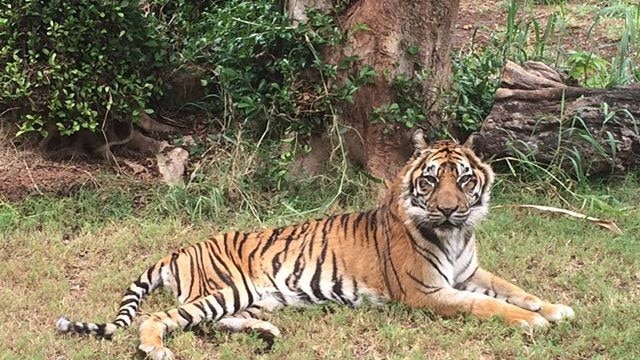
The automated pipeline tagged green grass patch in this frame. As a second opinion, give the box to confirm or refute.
[1,171,639,359]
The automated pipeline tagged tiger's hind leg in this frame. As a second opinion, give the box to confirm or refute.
[218,307,281,347]
[138,288,252,360]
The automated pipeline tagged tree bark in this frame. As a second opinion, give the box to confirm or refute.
[479,61,640,176]
[288,0,459,179]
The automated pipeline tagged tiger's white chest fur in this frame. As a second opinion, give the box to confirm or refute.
[432,227,479,286]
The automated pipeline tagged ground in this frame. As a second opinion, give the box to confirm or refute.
[452,0,624,57]
[1,1,639,359]
[1,175,639,359]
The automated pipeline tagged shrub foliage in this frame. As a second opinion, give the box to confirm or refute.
[0,0,169,136]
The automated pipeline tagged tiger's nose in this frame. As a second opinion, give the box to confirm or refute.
[437,205,458,217]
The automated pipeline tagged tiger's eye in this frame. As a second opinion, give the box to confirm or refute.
[419,176,437,189]
[459,175,472,184]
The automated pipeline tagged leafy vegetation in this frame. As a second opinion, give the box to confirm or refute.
[0,0,169,136]
[170,1,349,138]
[371,70,432,131]
[445,0,640,134]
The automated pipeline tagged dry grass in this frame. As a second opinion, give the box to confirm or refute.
[1,172,639,360]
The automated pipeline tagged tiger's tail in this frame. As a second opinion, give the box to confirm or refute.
[56,259,166,339]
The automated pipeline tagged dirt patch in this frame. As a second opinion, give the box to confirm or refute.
[0,136,161,202]
[0,142,98,202]
[453,1,505,50]
[453,0,620,60]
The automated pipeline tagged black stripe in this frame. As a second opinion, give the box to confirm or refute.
[406,229,451,284]
[404,228,444,267]
[281,228,298,259]
[406,271,441,290]
[261,228,283,256]
[118,309,133,316]
[457,252,475,281]
[232,232,240,252]
[460,266,479,284]
[118,297,138,307]
[192,301,208,317]
[170,253,182,299]
[191,244,208,300]
[177,308,193,327]
[296,289,313,303]
[204,241,235,286]
[309,227,330,301]
[456,229,474,260]
[368,210,378,243]
[330,251,346,304]
[247,235,265,277]
[95,324,106,336]
[272,252,281,275]
[210,292,226,314]
[237,233,250,258]
[122,288,139,298]
[133,278,149,294]
[418,226,452,264]
[419,287,443,295]
[274,226,300,266]
[236,265,255,310]
[371,211,394,295]
[339,214,349,242]
[352,212,366,242]
[352,278,359,303]
[380,211,405,295]
[287,249,306,291]
[196,242,214,296]
[186,248,198,300]
[363,211,371,244]
[265,273,280,289]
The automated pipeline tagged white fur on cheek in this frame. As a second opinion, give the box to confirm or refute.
[465,190,490,227]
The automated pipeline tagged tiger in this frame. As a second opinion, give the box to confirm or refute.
[56,130,574,360]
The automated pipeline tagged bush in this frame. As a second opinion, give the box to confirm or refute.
[155,0,367,139]
[446,43,504,133]
[0,0,170,136]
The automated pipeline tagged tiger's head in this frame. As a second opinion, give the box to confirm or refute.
[397,129,495,229]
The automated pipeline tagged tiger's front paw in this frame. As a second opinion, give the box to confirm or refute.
[539,303,574,322]
[506,294,543,312]
[506,311,549,329]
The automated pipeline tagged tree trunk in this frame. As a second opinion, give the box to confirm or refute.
[288,0,459,179]
[479,61,640,177]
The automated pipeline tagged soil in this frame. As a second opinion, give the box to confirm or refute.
[0,137,160,202]
[0,143,97,202]
[0,0,625,202]
[452,0,621,58]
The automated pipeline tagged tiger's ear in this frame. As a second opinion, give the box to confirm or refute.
[412,129,428,155]
[462,133,485,157]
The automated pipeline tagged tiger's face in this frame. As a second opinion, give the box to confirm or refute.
[401,130,494,229]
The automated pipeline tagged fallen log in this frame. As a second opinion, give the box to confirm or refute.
[479,60,640,177]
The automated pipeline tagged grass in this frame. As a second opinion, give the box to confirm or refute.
[1,170,639,360]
